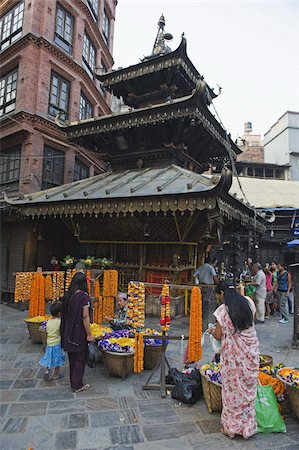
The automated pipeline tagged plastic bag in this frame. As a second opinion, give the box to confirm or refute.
[255,385,286,433]
[171,381,201,404]
[246,285,257,298]
[86,342,101,368]
[201,324,221,354]
[168,367,201,384]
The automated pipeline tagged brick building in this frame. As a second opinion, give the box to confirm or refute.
[0,0,117,297]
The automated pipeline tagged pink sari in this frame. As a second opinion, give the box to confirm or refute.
[214,299,259,439]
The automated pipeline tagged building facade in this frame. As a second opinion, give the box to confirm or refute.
[0,0,117,195]
[264,111,299,181]
[0,0,117,297]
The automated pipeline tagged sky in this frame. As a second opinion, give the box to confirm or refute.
[112,0,299,140]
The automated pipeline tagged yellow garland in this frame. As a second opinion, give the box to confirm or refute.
[14,272,33,302]
[127,281,145,329]
[44,274,53,300]
[52,272,65,300]
[103,270,118,297]
[188,286,202,362]
[133,331,144,373]
[160,284,171,331]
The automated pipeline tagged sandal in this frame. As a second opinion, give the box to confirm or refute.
[74,384,90,393]
[52,375,60,380]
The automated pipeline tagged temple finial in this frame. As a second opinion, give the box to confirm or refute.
[151,14,173,57]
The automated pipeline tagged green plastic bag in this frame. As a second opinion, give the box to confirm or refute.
[255,385,286,433]
[246,285,257,298]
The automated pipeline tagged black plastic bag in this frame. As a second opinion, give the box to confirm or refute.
[86,342,101,368]
[171,381,201,405]
[168,367,201,384]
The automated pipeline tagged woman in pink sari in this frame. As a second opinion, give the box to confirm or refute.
[210,280,259,439]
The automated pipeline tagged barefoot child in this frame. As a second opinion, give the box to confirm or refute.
[40,301,65,381]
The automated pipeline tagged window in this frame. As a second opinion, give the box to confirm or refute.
[54,4,73,54]
[0,69,18,117]
[275,169,285,180]
[82,33,96,79]
[0,147,20,184]
[0,2,24,51]
[42,147,64,189]
[265,168,274,178]
[48,71,70,121]
[74,160,88,181]
[87,0,98,19]
[102,9,110,43]
[79,92,93,120]
[255,168,263,178]
[246,167,253,177]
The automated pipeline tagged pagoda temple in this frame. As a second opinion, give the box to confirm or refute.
[3,16,265,300]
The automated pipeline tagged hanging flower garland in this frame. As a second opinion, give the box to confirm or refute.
[86,269,91,295]
[103,296,115,318]
[28,273,45,318]
[133,331,144,373]
[65,270,73,291]
[160,283,171,331]
[93,279,103,324]
[14,272,33,302]
[103,270,118,297]
[127,281,145,329]
[44,274,53,300]
[52,272,65,300]
[188,286,202,362]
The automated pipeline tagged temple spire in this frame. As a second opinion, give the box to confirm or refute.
[151,14,173,57]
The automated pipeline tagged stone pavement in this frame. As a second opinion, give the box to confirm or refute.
[0,304,298,450]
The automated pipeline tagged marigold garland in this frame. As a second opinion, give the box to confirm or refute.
[14,272,33,302]
[103,296,115,318]
[103,270,118,297]
[160,284,171,331]
[127,281,145,329]
[44,274,53,300]
[133,331,144,373]
[86,269,91,294]
[52,272,65,300]
[93,279,103,324]
[188,286,202,362]
[28,273,45,318]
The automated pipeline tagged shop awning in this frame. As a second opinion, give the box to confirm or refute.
[287,239,299,247]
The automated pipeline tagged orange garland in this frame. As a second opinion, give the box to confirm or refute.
[258,370,285,395]
[28,273,45,318]
[188,286,202,362]
[93,279,103,324]
[14,272,33,302]
[103,296,115,318]
[52,272,65,300]
[44,274,53,300]
[103,270,118,297]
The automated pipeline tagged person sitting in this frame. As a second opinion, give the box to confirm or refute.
[105,293,130,330]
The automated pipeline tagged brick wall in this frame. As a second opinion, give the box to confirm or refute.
[236,145,264,163]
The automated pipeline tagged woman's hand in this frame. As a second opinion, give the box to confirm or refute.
[105,316,114,322]
[87,333,94,342]
[208,326,216,335]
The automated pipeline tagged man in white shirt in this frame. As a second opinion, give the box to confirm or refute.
[251,263,266,323]
[194,259,218,285]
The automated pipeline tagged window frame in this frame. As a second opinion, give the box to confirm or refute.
[54,3,74,54]
[74,159,89,181]
[0,68,18,117]
[87,0,99,20]
[82,32,96,79]
[0,1,25,51]
[102,9,110,44]
[42,146,65,189]
[0,147,21,185]
[79,92,94,120]
[48,71,70,122]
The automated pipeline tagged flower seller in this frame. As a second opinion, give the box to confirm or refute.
[105,292,130,330]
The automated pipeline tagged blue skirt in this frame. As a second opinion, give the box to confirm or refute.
[39,343,65,368]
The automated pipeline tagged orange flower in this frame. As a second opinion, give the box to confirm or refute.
[188,287,202,362]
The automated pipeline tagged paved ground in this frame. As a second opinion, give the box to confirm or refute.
[0,304,298,450]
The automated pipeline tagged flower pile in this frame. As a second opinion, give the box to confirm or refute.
[200,362,222,386]
[98,329,135,353]
[188,286,202,362]
[14,272,33,302]
[127,282,145,329]
[60,255,75,268]
[143,328,169,347]
[258,370,286,400]
[25,315,51,323]
[160,283,170,331]
[90,323,112,339]
[277,368,299,388]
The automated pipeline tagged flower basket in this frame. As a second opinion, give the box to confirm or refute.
[144,346,162,370]
[277,368,299,420]
[200,373,222,413]
[102,350,134,380]
[25,320,44,344]
[259,354,273,368]
[39,327,47,351]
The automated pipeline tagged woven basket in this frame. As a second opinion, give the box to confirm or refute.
[259,354,273,368]
[25,321,44,344]
[144,346,162,370]
[277,368,299,420]
[102,350,134,380]
[201,374,222,413]
[39,327,47,351]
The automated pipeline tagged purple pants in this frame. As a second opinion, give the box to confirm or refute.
[68,349,86,390]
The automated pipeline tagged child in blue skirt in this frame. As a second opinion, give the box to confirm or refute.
[40,301,65,381]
